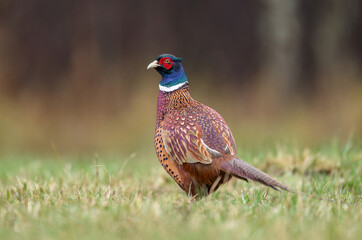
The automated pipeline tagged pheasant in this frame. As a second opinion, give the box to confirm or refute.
[147,54,291,197]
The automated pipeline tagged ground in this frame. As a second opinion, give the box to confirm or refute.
[0,140,361,240]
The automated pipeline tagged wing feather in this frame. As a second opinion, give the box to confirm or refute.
[162,121,213,164]
[161,106,234,165]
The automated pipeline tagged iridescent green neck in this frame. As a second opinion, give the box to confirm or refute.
[159,64,188,92]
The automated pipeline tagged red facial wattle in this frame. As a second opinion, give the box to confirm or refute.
[158,57,174,70]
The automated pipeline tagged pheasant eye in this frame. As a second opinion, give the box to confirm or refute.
[160,57,173,70]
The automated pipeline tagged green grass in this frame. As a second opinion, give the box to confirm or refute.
[0,141,361,240]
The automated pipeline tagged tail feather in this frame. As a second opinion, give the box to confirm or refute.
[220,157,292,192]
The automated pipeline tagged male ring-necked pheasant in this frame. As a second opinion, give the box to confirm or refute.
[147,54,291,197]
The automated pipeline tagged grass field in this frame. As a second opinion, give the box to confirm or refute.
[0,140,361,240]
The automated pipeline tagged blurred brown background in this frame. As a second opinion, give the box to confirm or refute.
[0,0,361,155]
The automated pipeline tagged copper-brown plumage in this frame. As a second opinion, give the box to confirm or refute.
[149,54,291,197]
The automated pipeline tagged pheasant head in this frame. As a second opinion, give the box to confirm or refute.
[147,54,188,92]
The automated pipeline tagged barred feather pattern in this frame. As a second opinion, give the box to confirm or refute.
[154,85,291,197]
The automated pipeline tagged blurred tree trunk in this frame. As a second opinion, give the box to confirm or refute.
[312,0,361,87]
[260,0,301,98]
[299,0,362,94]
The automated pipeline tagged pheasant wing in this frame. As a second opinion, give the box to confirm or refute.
[161,107,235,165]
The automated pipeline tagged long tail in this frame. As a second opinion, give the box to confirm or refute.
[220,157,292,192]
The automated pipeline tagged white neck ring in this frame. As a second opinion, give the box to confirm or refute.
[159,82,188,92]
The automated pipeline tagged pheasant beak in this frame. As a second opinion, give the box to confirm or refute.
[147,60,160,70]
